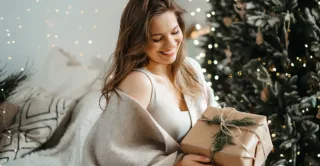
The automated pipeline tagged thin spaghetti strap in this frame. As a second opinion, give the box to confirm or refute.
[133,68,156,108]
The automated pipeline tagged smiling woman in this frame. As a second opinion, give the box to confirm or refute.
[81,0,220,166]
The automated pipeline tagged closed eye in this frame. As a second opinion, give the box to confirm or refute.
[173,30,179,34]
[152,31,180,42]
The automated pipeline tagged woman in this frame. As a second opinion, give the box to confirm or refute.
[82,0,220,165]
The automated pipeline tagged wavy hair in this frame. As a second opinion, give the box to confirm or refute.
[102,0,203,104]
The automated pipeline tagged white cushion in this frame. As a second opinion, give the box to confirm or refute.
[0,87,76,164]
[28,48,101,100]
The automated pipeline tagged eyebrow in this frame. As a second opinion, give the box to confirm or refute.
[151,25,179,37]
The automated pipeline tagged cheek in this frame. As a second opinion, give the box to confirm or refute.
[176,33,183,43]
[146,42,161,53]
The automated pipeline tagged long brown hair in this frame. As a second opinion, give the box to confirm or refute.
[102,0,203,104]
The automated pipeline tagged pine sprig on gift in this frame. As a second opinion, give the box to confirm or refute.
[204,116,257,159]
[0,64,29,102]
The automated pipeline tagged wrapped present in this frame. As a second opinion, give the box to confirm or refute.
[181,107,273,166]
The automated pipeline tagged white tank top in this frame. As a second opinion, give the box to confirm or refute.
[133,68,192,142]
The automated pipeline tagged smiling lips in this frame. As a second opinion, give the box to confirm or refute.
[160,48,176,56]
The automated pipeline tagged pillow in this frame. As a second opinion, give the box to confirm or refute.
[27,47,100,100]
[0,87,76,164]
[0,102,19,133]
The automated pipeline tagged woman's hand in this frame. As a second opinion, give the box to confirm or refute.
[176,154,213,166]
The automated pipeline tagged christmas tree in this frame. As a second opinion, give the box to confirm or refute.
[198,0,320,165]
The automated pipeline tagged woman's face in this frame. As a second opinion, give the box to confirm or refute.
[145,11,183,66]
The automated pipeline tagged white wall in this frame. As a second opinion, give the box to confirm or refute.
[0,0,211,76]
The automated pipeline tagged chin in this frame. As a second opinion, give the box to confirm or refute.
[159,54,177,65]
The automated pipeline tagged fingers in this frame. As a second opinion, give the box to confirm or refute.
[186,154,211,163]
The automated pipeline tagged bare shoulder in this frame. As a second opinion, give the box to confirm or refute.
[117,71,152,109]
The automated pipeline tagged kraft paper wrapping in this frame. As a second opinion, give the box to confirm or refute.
[181,107,273,166]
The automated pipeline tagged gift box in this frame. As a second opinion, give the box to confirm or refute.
[181,107,273,166]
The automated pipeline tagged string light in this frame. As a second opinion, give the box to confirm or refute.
[214,96,219,101]
[88,40,93,44]
[94,9,99,13]
[54,35,58,39]
[47,34,51,38]
[272,133,276,137]
[268,120,271,124]
[18,25,22,28]
[207,14,211,18]
[297,151,300,155]
[196,8,201,12]
[207,74,212,78]
[214,75,219,80]
[303,63,306,67]
[305,44,308,48]
[207,60,212,64]
[75,40,79,44]
[211,27,216,31]
[27,8,31,12]
[190,12,195,16]
[195,24,201,30]
[65,11,69,15]
[194,40,199,45]
[213,60,218,65]
[8,57,11,60]
[202,68,207,73]
[208,44,213,49]
[21,68,24,71]
[214,43,218,48]
[291,63,294,67]
[56,9,59,13]
[211,11,216,15]
[289,159,292,163]
[199,53,205,57]
[280,154,284,157]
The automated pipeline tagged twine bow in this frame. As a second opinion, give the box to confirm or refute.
[200,103,267,161]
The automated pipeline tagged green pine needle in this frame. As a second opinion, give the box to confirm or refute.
[205,115,257,159]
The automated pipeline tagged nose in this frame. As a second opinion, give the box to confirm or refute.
[165,36,177,49]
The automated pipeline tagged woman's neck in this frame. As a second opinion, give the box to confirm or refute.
[145,62,170,78]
